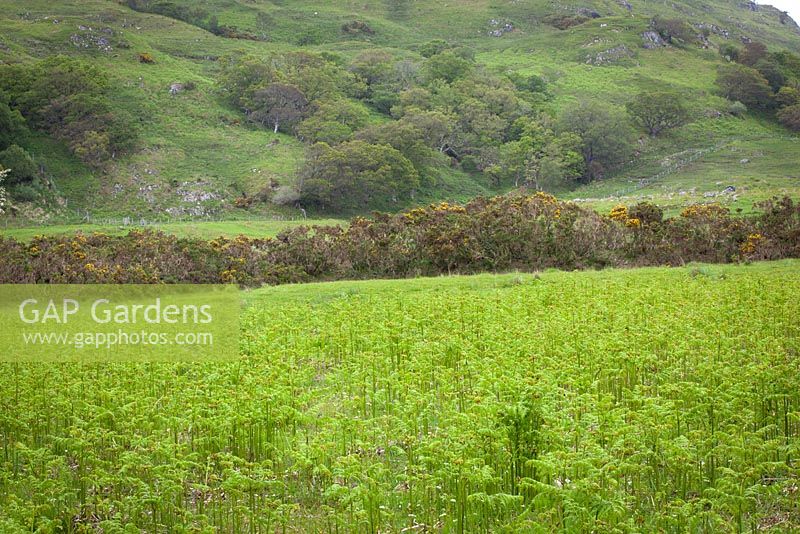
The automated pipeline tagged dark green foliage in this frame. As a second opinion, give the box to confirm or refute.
[217,55,276,109]
[502,118,584,189]
[389,74,532,174]
[755,59,786,92]
[419,39,450,58]
[349,50,394,87]
[0,92,27,151]
[719,43,740,62]
[9,183,39,202]
[0,57,136,167]
[219,52,362,121]
[0,57,108,116]
[716,64,774,110]
[626,91,690,136]
[771,50,800,81]
[739,41,769,67]
[506,72,548,96]
[218,48,554,199]
[125,0,209,27]
[399,109,458,152]
[421,51,474,84]
[355,120,435,177]
[628,201,664,225]
[124,0,260,39]
[296,100,369,144]
[728,100,748,117]
[723,41,800,131]
[341,20,375,36]
[558,101,634,181]
[347,50,412,112]
[776,86,800,107]
[298,140,420,210]
[0,144,37,186]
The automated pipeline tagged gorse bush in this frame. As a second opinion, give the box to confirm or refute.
[1,194,798,285]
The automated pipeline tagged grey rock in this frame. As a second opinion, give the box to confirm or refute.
[740,1,758,12]
[641,30,666,49]
[577,8,601,19]
[586,44,634,65]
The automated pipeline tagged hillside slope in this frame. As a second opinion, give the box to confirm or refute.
[0,0,798,222]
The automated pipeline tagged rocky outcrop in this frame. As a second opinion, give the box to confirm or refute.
[641,31,666,49]
[586,44,634,65]
[488,19,514,37]
[739,1,758,12]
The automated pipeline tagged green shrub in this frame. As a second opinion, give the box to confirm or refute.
[0,145,36,186]
[728,100,748,117]
[9,183,39,202]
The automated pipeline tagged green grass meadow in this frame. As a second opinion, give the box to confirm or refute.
[0,218,344,241]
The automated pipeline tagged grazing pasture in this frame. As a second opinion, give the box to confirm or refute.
[0,261,798,532]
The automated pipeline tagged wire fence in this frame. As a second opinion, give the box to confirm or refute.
[612,143,727,198]
[70,211,305,227]
[1,210,309,231]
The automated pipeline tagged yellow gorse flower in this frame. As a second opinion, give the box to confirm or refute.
[740,233,763,254]
[609,205,628,222]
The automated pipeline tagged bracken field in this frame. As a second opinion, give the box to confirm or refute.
[0,261,798,532]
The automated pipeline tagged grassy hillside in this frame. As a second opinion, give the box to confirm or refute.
[0,261,798,530]
[0,0,798,225]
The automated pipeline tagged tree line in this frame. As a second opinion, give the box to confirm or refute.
[218,44,701,211]
[716,40,800,130]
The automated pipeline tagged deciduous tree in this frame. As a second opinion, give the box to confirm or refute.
[356,120,435,178]
[249,83,309,133]
[626,92,689,136]
[422,51,473,84]
[298,140,419,210]
[716,65,774,110]
[559,101,634,181]
[296,100,369,144]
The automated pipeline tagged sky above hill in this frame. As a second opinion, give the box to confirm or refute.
[758,1,800,22]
